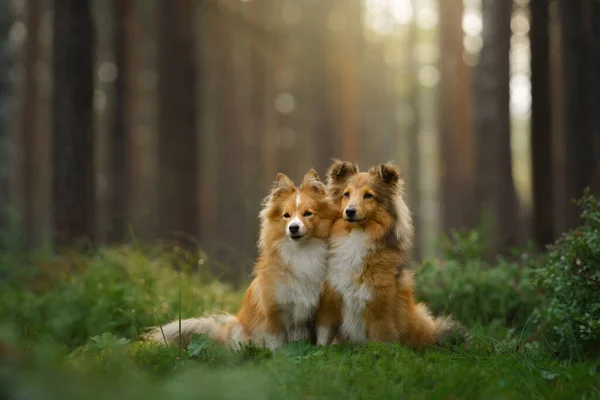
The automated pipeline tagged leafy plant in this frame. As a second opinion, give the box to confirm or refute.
[533,190,600,358]
[416,256,539,329]
[90,332,131,351]
[437,230,486,264]
[186,333,232,365]
[0,245,243,348]
[416,229,541,330]
[279,339,324,364]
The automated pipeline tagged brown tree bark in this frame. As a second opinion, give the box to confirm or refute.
[110,0,139,242]
[197,4,218,247]
[0,0,11,236]
[333,0,362,163]
[322,0,363,165]
[110,0,130,241]
[214,1,245,251]
[260,0,279,182]
[52,0,95,248]
[311,0,337,176]
[241,0,267,258]
[17,0,42,246]
[156,0,199,241]
[408,0,422,260]
[547,0,566,234]
[530,0,555,248]
[474,0,518,256]
[438,0,477,233]
[560,0,600,228]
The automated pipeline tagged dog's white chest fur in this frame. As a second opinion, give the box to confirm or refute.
[275,238,328,340]
[327,229,374,343]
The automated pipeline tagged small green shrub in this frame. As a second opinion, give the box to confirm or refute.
[0,246,243,348]
[533,190,600,358]
[437,230,486,264]
[416,230,540,330]
[416,257,539,329]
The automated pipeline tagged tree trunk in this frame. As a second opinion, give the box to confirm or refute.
[17,0,42,245]
[332,0,361,163]
[474,0,518,257]
[0,0,12,236]
[129,0,158,241]
[156,0,199,241]
[311,0,337,176]
[560,0,600,228]
[407,0,421,260]
[530,0,555,248]
[110,0,137,242]
[53,0,95,248]
[214,2,245,251]
[438,0,477,233]
[197,3,218,247]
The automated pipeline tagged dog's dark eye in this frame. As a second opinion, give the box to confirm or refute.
[343,191,350,197]
[283,213,291,218]
[364,193,373,199]
[303,211,313,217]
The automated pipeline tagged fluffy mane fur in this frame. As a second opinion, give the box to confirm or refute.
[145,169,336,350]
[316,159,466,348]
[326,159,413,253]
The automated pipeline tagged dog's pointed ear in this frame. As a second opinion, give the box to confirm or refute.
[326,159,358,186]
[370,162,401,185]
[270,173,294,197]
[302,169,319,184]
[301,169,326,195]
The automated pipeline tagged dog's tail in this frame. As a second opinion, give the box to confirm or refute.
[143,314,246,348]
[412,303,469,348]
[396,271,468,348]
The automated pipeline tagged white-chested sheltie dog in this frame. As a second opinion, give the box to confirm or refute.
[315,160,465,348]
[145,169,337,350]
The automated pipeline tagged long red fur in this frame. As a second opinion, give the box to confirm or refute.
[144,169,337,350]
[315,160,464,347]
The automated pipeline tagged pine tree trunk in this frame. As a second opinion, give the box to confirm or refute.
[474,0,518,257]
[439,0,477,233]
[110,0,137,242]
[0,0,12,235]
[530,0,555,248]
[407,0,421,260]
[52,0,95,247]
[311,0,337,176]
[156,0,199,241]
[11,0,42,247]
[214,2,245,252]
[561,0,600,228]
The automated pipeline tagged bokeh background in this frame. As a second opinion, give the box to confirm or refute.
[0,0,598,280]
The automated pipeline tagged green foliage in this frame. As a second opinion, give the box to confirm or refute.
[184,334,273,367]
[1,217,599,398]
[437,230,486,264]
[90,332,131,350]
[186,334,233,366]
[0,245,243,348]
[416,231,540,330]
[533,190,600,358]
[3,338,600,400]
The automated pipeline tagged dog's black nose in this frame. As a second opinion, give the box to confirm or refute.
[345,208,356,218]
[289,224,300,234]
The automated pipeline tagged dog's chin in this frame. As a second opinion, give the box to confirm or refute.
[288,234,306,241]
[344,217,362,224]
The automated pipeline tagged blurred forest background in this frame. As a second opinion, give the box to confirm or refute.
[0,0,598,279]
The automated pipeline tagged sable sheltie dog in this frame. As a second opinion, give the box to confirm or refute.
[145,169,337,350]
[315,160,463,347]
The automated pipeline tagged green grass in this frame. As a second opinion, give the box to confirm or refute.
[3,334,599,400]
[1,245,599,400]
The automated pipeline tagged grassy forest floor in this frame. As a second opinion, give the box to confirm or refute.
[1,238,599,400]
